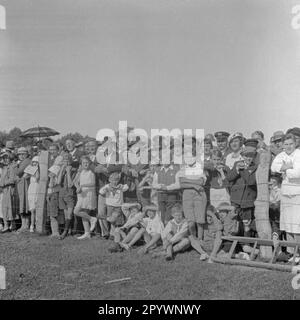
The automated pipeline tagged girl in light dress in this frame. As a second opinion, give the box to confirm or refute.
[0,159,3,231]
[24,156,40,232]
[74,156,98,240]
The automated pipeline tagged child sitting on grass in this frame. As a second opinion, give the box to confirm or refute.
[137,204,164,255]
[268,172,290,262]
[189,205,223,262]
[109,202,144,252]
[216,202,260,260]
[154,204,190,261]
[99,170,129,238]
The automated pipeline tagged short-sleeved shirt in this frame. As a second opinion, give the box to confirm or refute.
[143,215,164,235]
[100,184,129,207]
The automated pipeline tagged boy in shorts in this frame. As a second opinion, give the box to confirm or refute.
[57,153,77,240]
[190,205,223,262]
[47,165,61,238]
[99,171,129,238]
[155,204,190,261]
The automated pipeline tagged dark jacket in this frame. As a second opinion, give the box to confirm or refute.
[227,161,258,208]
[69,149,84,169]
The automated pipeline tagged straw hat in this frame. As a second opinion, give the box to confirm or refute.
[271,131,284,142]
[229,132,244,144]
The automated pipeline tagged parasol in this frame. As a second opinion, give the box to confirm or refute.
[20,126,60,139]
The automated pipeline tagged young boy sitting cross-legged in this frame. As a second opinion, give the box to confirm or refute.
[108,202,144,252]
[154,204,190,261]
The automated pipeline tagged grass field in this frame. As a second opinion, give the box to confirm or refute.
[0,232,299,300]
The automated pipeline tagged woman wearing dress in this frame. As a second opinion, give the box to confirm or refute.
[24,156,39,232]
[271,133,300,248]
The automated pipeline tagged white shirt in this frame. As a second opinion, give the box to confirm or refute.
[166,162,206,191]
[225,152,244,170]
[143,214,164,235]
[271,149,300,196]
[179,162,204,180]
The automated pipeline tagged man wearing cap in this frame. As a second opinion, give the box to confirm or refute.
[214,131,231,161]
[225,132,245,170]
[227,139,258,237]
[270,131,284,158]
[16,147,32,232]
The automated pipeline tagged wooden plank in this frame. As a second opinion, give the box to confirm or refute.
[228,240,238,258]
[254,150,272,259]
[270,245,280,264]
[250,241,258,261]
[35,151,49,234]
[211,257,296,273]
[292,245,299,267]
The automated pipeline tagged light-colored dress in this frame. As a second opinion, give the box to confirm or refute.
[75,170,97,210]
[0,167,3,219]
[28,173,39,211]
[271,149,300,233]
[0,163,18,221]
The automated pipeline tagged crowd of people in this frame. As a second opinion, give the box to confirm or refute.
[1,127,300,264]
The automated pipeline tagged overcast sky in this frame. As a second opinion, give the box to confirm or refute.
[0,0,299,141]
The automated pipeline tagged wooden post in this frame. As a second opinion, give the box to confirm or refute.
[35,151,49,234]
[254,150,272,259]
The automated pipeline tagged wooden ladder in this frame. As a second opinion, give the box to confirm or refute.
[211,236,300,273]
